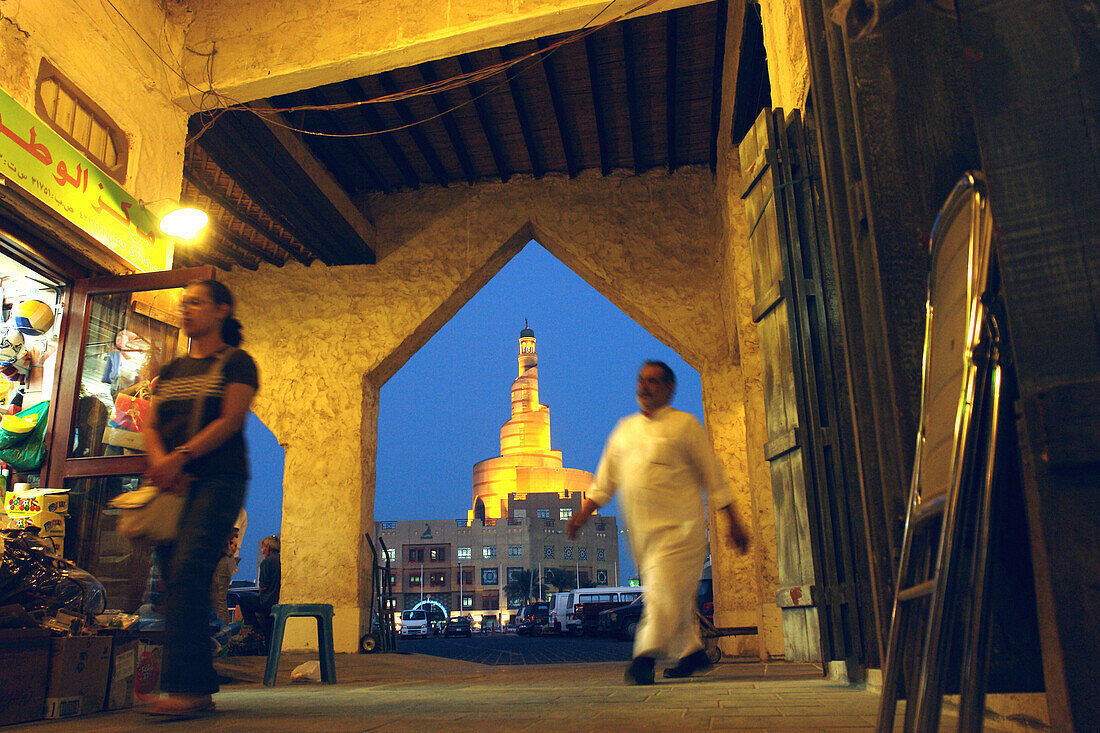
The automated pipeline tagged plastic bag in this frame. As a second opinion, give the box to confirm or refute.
[0,528,106,615]
[291,661,322,683]
[0,400,48,470]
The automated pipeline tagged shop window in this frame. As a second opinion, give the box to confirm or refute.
[408,548,424,563]
[481,567,498,585]
[429,572,446,587]
[482,545,496,559]
[508,545,522,557]
[35,59,129,184]
[458,546,471,560]
[536,508,550,519]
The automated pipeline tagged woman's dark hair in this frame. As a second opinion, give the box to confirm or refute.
[191,279,243,346]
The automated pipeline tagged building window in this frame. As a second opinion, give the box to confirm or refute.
[482,594,499,610]
[388,574,397,587]
[408,548,424,563]
[513,508,526,518]
[386,548,396,562]
[462,595,473,608]
[458,569,474,585]
[34,59,129,183]
[508,545,522,557]
[483,546,497,559]
[559,508,573,520]
[543,545,554,559]
[430,547,447,562]
[597,549,606,561]
[458,546,472,560]
[408,573,422,587]
[481,568,498,585]
[563,546,574,560]
[536,509,550,519]
[595,522,606,532]
[429,572,446,587]
[456,519,469,527]
[381,521,397,530]
[579,547,588,561]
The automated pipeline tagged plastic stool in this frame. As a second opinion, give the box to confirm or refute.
[263,603,337,686]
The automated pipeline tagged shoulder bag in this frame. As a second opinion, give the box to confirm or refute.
[110,348,236,543]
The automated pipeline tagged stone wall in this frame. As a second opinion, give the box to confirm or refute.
[0,0,190,214]
[223,167,784,653]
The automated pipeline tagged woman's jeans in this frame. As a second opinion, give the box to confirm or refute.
[155,475,245,696]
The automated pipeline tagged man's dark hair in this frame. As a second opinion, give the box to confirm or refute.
[642,360,676,387]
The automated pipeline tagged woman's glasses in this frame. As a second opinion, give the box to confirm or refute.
[177,297,212,311]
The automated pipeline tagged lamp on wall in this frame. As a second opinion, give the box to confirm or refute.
[140,198,209,240]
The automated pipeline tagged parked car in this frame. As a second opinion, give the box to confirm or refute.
[443,616,473,637]
[599,595,643,639]
[425,607,448,634]
[399,609,430,637]
[515,602,550,636]
[566,586,644,635]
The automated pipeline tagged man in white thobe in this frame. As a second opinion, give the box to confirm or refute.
[567,361,750,685]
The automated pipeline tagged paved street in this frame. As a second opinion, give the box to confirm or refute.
[17,644,1023,732]
[403,630,633,665]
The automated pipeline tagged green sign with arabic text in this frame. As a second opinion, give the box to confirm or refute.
[0,87,170,272]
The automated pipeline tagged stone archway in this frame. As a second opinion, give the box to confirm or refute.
[222,167,778,655]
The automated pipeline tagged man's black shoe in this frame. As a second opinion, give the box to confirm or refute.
[625,656,655,685]
[663,648,713,678]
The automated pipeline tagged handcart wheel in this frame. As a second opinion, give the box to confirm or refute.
[360,632,379,654]
[704,637,723,664]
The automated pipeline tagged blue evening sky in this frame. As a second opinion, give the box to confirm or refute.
[237,242,703,585]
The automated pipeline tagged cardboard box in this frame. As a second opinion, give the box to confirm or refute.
[5,488,68,516]
[43,635,112,718]
[105,638,138,710]
[134,640,163,697]
[0,629,50,726]
[11,511,65,537]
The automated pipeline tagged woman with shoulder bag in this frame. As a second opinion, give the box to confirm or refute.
[141,279,259,717]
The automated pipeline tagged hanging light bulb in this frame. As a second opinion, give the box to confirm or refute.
[158,207,209,239]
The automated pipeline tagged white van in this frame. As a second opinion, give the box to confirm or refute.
[399,609,430,637]
[559,586,645,635]
[548,591,572,633]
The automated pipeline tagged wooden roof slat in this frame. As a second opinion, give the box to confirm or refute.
[667,9,679,173]
[210,218,282,267]
[621,20,644,174]
[498,46,543,178]
[537,38,579,178]
[457,53,511,182]
[182,169,303,265]
[206,227,260,270]
[418,62,477,185]
[306,87,392,195]
[584,34,612,176]
[710,0,728,172]
[342,79,420,190]
[377,72,451,187]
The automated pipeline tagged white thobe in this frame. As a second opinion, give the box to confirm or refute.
[588,405,734,660]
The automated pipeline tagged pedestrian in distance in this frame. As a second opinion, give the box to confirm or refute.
[237,534,281,646]
[566,360,750,685]
[142,280,259,717]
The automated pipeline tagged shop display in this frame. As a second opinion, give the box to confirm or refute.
[0,401,49,470]
[0,326,24,366]
[13,299,56,336]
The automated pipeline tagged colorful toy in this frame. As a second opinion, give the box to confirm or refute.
[13,299,55,336]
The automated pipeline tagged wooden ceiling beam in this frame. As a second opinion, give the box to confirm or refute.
[584,34,612,176]
[376,72,451,187]
[667,10,679,173]
[183,169,306,265]
[177,238,235,270]
[210,219,282,267]
[498,45,543,178]
[710,0,729,172]
[343,79,420,190]
[418,62,477,185]
[622,20,644,174]
[537,37,578,178]
[457,54,510,183]
[306,87,391,195]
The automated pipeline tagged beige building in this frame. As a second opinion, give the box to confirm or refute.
[376,325,618,627]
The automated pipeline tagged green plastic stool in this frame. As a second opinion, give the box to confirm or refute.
[263,603,337,686]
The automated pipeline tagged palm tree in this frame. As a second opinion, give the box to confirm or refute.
[504,568,536,606]
[542,567,573,594]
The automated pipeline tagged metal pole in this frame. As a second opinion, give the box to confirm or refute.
[420,563,424,605]
[539,562,543,600]
[615,561,619,586]
[498,562,504,630]
[458,561,462,614]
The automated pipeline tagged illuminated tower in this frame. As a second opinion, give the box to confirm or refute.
[470,325,594,521]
